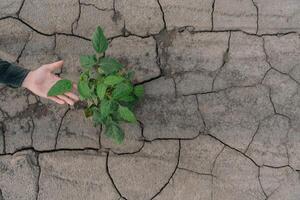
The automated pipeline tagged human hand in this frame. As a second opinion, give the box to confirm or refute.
[22,61,79,105]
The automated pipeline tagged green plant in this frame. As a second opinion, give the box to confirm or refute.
[47,26,144,144]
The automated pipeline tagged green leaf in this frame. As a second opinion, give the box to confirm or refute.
[92,26,108,53]
[104,75,124,86]
[84,107,93,118]
[118,95,136,102]
[126,70,135,80]
[105,124,124,144]
[99,57,123,75]
[78,79,91,99]
[96,83,107,100]
[134,85,144,98]
[92,109,104,124]
[80,55,97,68]
[47,79,72,96]
[118,105,137,123]
[100,99,112,119]
[112,83,133,99]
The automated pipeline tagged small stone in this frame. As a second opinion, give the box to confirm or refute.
[214,32,269,90]
[56,109,100,149]
[212,147,265,200]
[27,94,37,105]
[246,115,289,166]
[108,140,179,200]
[160,0,213,30]
[0,151,39,200]
[214,0,257,33]
[101,123,144,154]
[115,0,164,35]
[74,5,123,39]
[264,34,300,74]
[179,135,224,174]
[153,169,212,200]
[106,36,161,83]
[254,0,300,34]
[38,151,119,200]
[197,85,274,151]
[20,0,79,34]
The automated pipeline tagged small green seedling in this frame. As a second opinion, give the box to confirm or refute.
[47,26,144,144]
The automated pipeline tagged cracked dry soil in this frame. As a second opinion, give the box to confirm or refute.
[1,0,300,199]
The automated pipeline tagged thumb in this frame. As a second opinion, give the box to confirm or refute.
[44,60,64,72]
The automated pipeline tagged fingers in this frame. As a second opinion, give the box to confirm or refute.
[57,95,75,106]
[64,92,79,101]
[48,93,78,106]
[73,83,78,91]
[48,96,65,105]
[45,60,64,72]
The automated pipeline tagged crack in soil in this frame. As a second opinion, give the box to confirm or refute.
[16,0,26,18]
[156,0,167,30]
[258,166,268,198]
[150,140,181,199]
[106,151,127,199]
[211,0,216,31]
[35,153,41,200]
[54,107,70,149]
[251,0,259,34]
[212,31,231,91]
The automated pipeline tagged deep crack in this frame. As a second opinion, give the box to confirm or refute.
[195,95,207,131]
[106,151,127,199]
[251,0,259,34]
[207,133,260,167]
[211,145,225,200]
[71,0,81,34]
[0,147,99,157]
[0,122,6,154]
[177,167,215,177]
[16,0,26,18]
[150,140,181,200]
[211,0,216,31]
[16,38,29,63]
[156,0,167,30]
[54,107,70,149]
[244,121,261,154]
[212,31,231,91]
[258,167,268,198]
[35,153,41,200]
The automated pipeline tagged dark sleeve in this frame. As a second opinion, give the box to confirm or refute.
[0,59,30,88]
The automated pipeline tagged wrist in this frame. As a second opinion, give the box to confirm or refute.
[22,71,34,89]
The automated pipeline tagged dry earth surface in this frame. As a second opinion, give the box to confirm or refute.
[0,0,300,199]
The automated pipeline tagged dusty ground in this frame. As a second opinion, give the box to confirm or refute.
[0,0,300,199]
